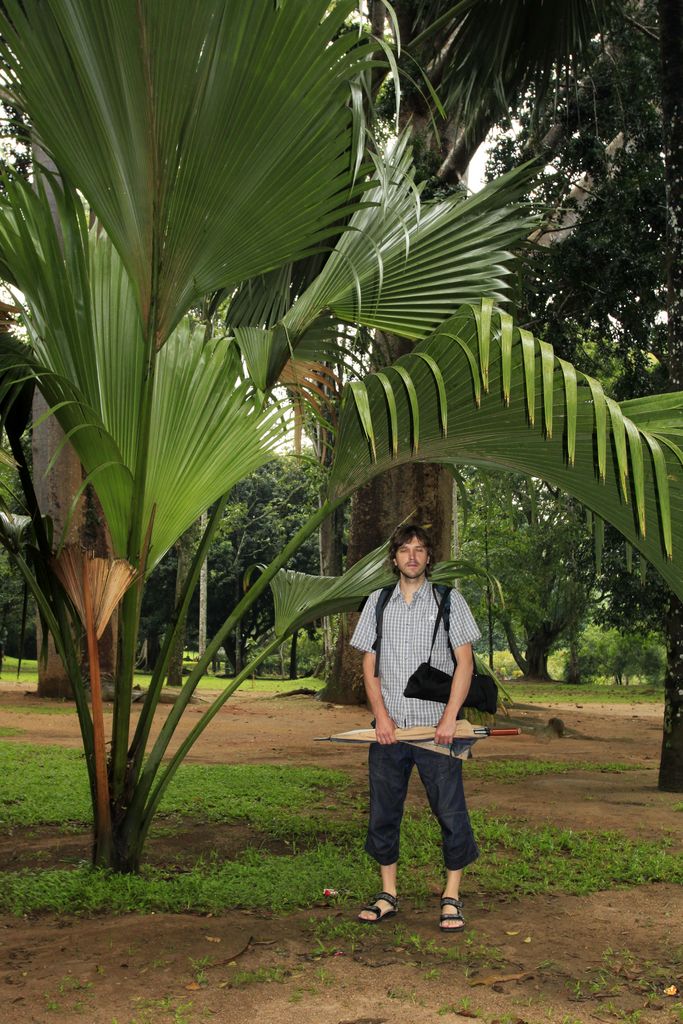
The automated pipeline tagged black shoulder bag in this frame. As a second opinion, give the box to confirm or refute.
[402,589,498,713]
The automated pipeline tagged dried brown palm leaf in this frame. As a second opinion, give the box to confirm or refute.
[279,357,341,455]
[0,298,20,329]
[52,545,138,638]
[279,357,340,414]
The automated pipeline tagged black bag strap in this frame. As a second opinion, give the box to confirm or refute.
[432,584,451,636]
[426,586,451,667]
[373,585,396,678]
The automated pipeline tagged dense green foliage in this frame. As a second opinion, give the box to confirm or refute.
[488,0,665,397]
[465,0,671,681]
[573,623,665,686]
[460,473,595,677]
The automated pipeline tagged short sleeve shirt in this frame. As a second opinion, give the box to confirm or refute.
[350,581,481,727]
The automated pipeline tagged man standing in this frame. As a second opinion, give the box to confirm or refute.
[350,523,481,931]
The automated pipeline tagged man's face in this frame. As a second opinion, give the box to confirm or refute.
[393,535,430,581]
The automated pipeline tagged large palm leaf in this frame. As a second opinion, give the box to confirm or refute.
[229,136,537,392]
[271,540,496,638]
[0,179,284,567]
[329,303,683,598]
[284,134,537,341]
[0,0,374,343]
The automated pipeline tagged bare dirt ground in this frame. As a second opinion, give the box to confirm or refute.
[0,682,681,1024]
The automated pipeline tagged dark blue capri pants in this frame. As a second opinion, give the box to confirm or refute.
[365,741,479,871]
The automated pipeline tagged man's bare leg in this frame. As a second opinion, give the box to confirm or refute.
[358,862,397,921]
[440,867,464,930]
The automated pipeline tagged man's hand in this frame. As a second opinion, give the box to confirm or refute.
[374,711,397,745]
[435,643,473,746]
[434,709,459,747]
[362,651,397,744]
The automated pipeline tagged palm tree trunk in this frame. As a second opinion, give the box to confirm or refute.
[657,0,683,792]
[167,527,195,686]
[198,512,208,657]
[82,559,113,865]
[289,630,298,680]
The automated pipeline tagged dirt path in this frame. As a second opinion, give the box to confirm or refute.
[0,683,681,1024]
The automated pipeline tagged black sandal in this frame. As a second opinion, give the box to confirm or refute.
[439,895,465,932]
[358,891,398,924]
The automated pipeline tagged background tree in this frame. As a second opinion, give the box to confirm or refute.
[0,437,34,665]
[486,0,666,393]
[574,623,665,686]
[460,475,595,680]
[484,0,683,787]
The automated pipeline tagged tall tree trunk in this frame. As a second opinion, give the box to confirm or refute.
[234,577,243,677]
[319,4,467,705]
[289,630,298,680]
[319,498,344,677]
[566,622,581,685]
[660,594,683,790]
[167,527,195,687]
[198,511,208,658]
[500,614,529,676]
[524,631,554,682]
[657,0,683,792]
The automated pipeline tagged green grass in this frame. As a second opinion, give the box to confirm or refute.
[1,740,682,916]
[0,671,39,685]
[0,702,75,715]
[0,726,23,737]
[0,741,351,832]
[464,759,640,782]
[1,655,38,670]
[0,843,378,915]
[0,659,324,693]
[506,681,663,705]
[193,675,325,693]
[1,813,681,915]
[5,652,662,702]
[154,672,325,693]
[0,655,38,685]
[463,811,683,897]
[0,742,642,829]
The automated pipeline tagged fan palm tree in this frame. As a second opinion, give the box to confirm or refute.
[0,0,681,871]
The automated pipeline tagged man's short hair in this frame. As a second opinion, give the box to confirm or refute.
[388,523,433,575]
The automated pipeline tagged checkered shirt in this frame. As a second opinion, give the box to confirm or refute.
[350,580,481,727]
